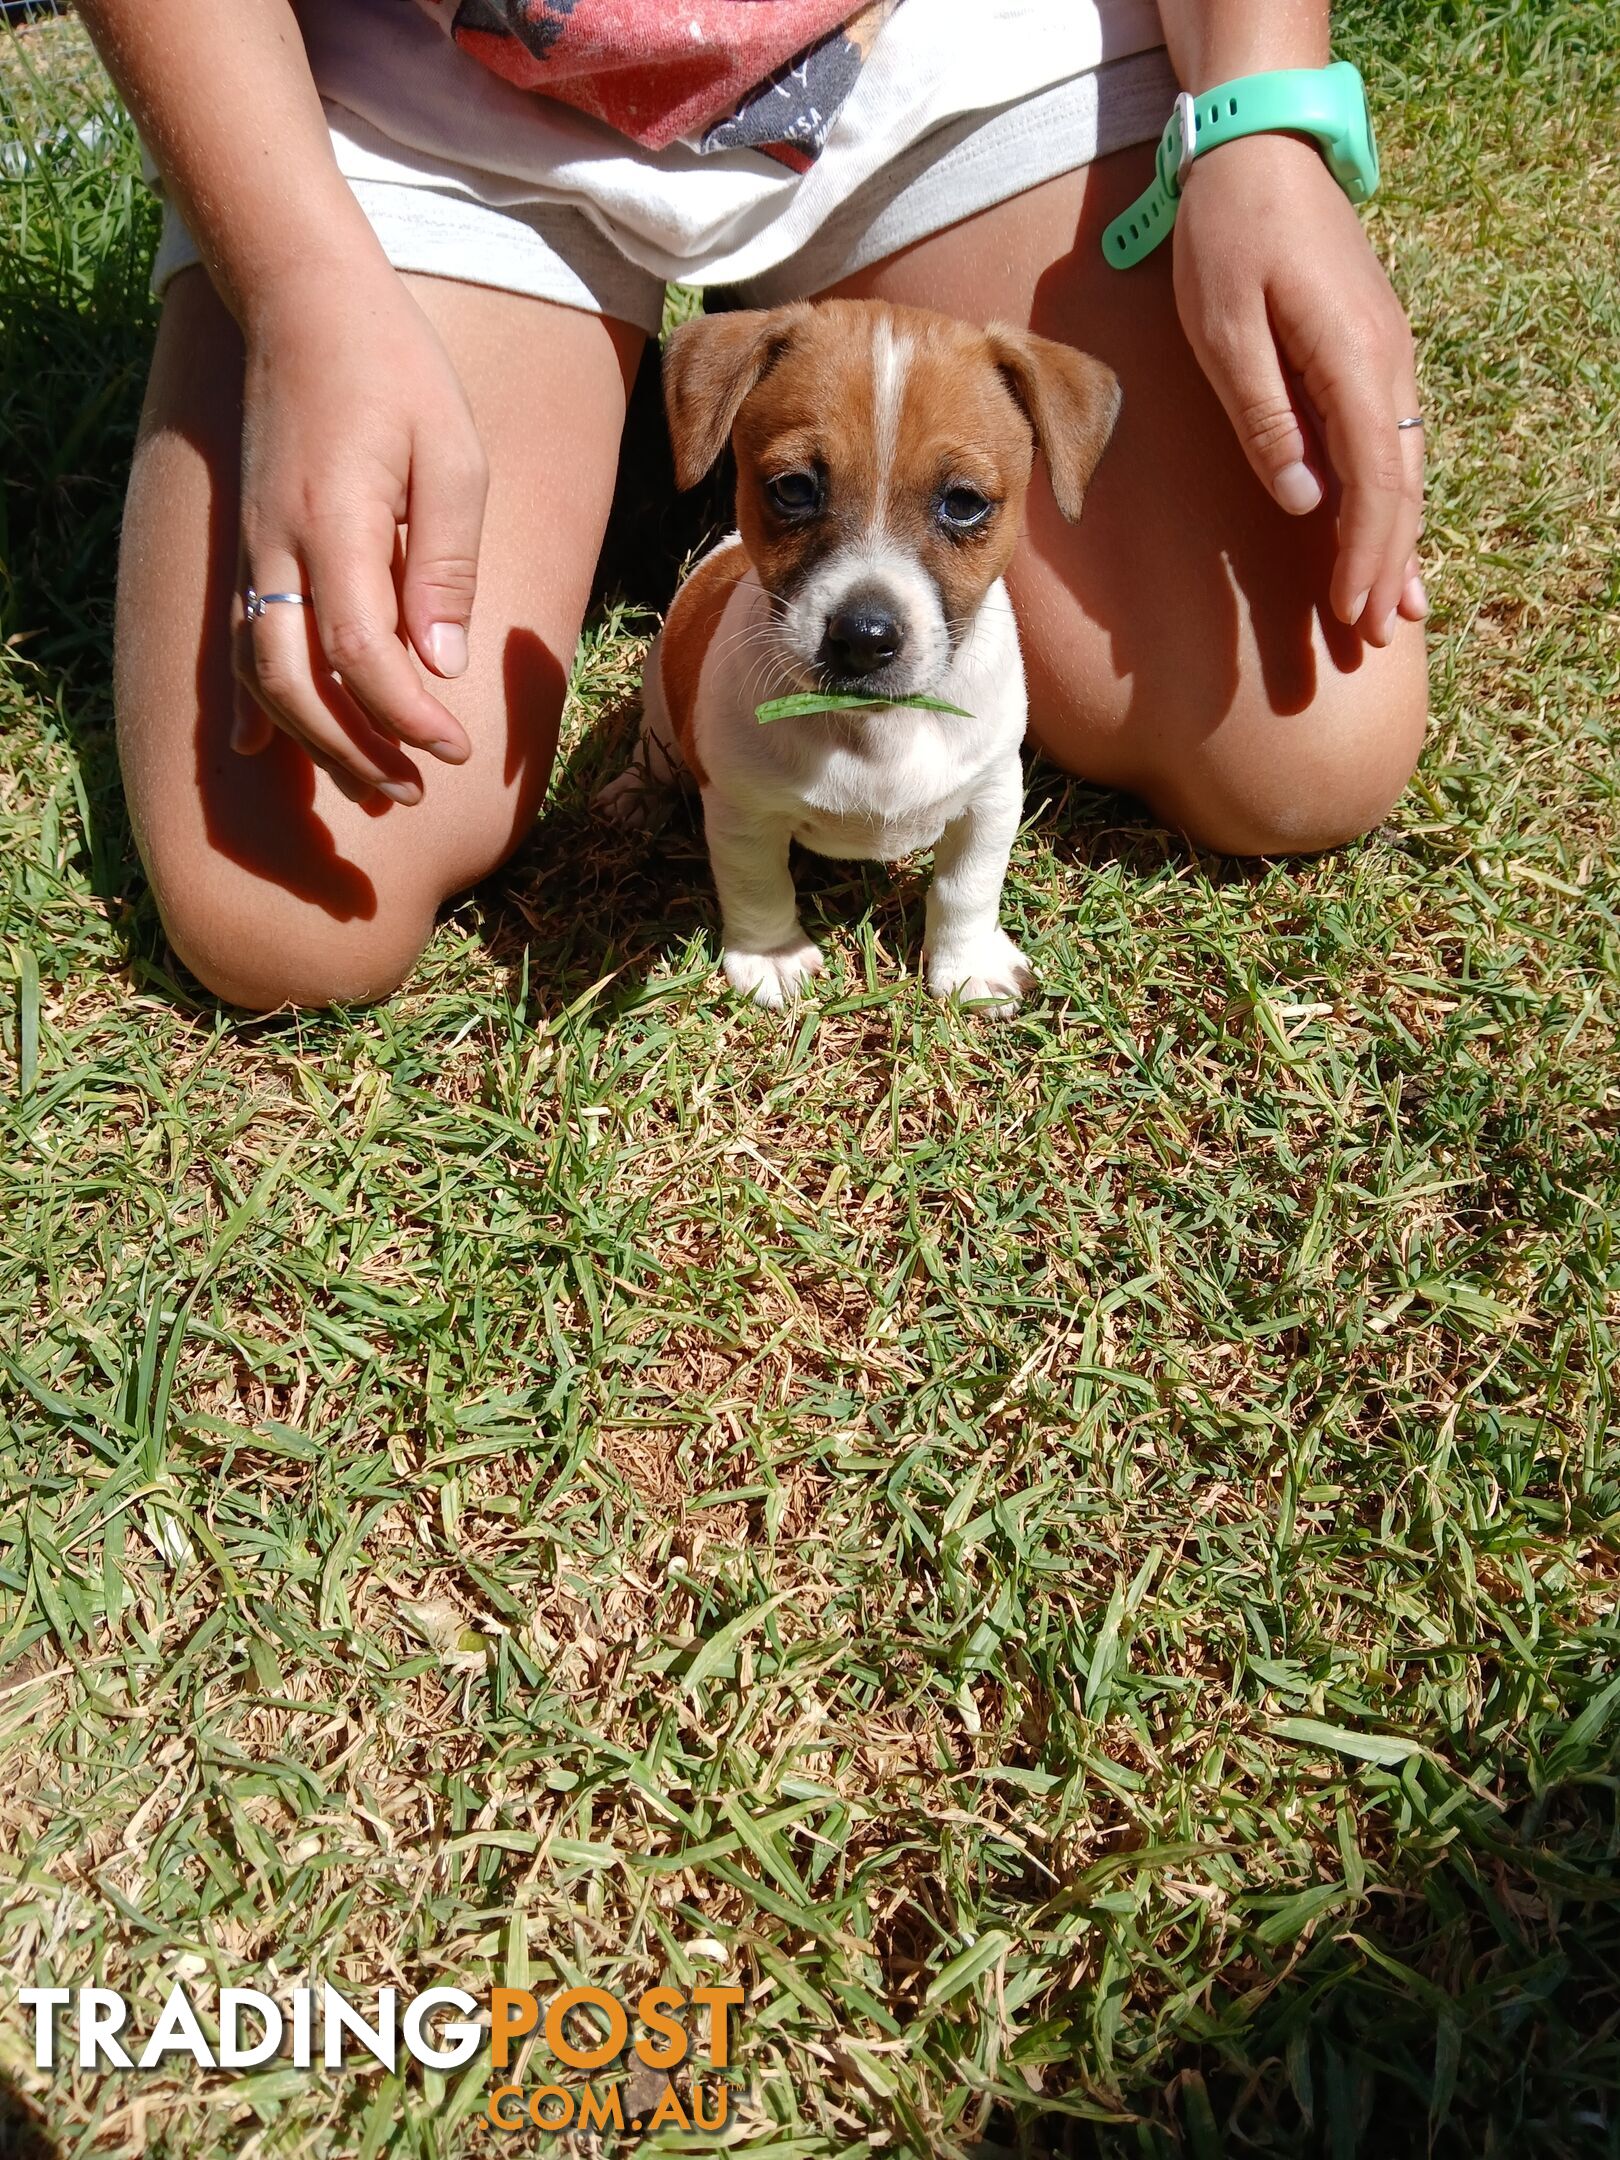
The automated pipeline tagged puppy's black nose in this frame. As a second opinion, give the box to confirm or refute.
[821,597,905,676]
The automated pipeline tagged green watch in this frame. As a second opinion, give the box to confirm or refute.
[1102,60,1379,268]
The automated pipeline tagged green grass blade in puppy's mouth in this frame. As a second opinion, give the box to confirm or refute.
[755,692,976,725]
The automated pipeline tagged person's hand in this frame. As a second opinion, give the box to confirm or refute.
[231,258,489,803]
[1173,130,1426,646]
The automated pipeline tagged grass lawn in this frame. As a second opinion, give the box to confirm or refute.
[2,3,1618,2154]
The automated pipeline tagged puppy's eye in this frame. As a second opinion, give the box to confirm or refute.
[767,470,821,516]
[938,485,994,532]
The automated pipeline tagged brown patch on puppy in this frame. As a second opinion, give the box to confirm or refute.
[984,324,1122,521]
[663,306,810,492]
[657,539,751,786]
[844,312,1048,632]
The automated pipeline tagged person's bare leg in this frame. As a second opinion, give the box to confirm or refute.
[821,151,1427,856]
[116,268,642,1007]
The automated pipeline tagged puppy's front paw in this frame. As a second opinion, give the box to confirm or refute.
[927,929,1035,1017]
[594,765,661,830]
[723,934,825,1009]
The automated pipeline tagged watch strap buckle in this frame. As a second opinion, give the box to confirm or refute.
[1167,89,1199,193]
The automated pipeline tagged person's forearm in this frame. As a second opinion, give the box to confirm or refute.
[79,0,388,328]
[1156,0,1330,90]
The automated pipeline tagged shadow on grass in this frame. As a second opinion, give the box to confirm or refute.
[470,693,1227,1027]
[0,2070,59,2160]
[0,216,154,949]
[958,1770,1620,2159]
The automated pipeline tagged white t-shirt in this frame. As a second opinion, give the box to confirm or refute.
[290,0,1168,286]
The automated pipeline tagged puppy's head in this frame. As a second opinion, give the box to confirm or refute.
[664,297,1119,698]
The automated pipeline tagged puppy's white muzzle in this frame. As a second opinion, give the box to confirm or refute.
[780,541,951,700]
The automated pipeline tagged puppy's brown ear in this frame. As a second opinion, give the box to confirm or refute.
[986,325,1121,521]
[663,306,807,491]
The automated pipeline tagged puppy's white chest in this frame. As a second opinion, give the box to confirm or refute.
[786,731,971,859]
[700,573,1027,863]
[791,801,950,863]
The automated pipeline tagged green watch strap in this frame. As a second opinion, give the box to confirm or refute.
[1103,161,1177,269]
[1102,61,1378,268]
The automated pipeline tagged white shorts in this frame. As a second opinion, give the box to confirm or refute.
[152,0,1176,337]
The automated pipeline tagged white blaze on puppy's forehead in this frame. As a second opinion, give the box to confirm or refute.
[868,312,914,520]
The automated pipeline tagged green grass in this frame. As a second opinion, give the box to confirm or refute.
[2,3,1619,2154]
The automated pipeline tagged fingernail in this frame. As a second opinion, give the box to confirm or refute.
[1273,460,1321,515]
[377,779,421,806]
[1379,607,1398,644]
[229,710,252,753]
[1404,574,1429,619]
[427,737,468,764]
[427,622,469,678]
[1344,587,1370,626]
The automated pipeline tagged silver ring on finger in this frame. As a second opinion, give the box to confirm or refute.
[1395,415,1425,432]
[244,588,309,622]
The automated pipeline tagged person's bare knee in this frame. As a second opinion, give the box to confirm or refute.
[1145,632,1428,857]
[160,890,436,1011]
[115,272,635,1014]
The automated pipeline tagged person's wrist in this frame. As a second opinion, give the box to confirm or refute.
[230,226,400,347]
[1179,125,1338,201]
[1162,13,1329,94]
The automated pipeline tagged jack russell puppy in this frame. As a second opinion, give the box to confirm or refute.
[597,298,1119,1013]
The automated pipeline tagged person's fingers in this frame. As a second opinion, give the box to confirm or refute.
[226,551,278,756]
[1314,371,1403,632]
[400,426,488,681]
[232,559,426,803]
[1290,295,1418,635]
[303,503,472,762]
[230,690,276,758]
[1178,287,1325,518]
[1397,552,1428,623]
[1359,373,1427,645]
